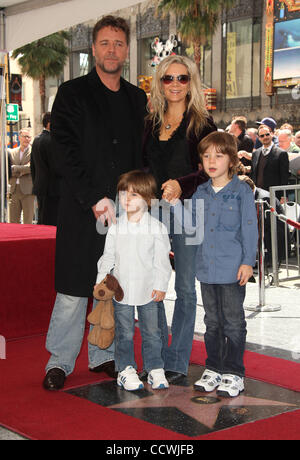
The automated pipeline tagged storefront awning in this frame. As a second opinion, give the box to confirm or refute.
[1,0,138,51]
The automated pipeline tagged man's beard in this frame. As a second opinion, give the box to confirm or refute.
[96,58,123,75]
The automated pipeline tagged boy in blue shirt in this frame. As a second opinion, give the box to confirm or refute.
[173,131,258,397]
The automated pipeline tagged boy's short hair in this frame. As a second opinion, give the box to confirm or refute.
[198,131,240,178]
[117,170,157,206]
[92,15,130,44]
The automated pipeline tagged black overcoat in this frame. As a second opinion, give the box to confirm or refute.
[31,129,60,198]
[51,68,147,297]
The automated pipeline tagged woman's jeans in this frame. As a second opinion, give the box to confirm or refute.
[114,300,164,373]
[45,293,114,376]
[200,282,247,377]
[156,205,198,375]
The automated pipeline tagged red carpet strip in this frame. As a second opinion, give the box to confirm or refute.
[0,332,299,440]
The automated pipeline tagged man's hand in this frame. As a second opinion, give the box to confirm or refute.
[11,165,20,177]
[161,179,182,203]
[237,264,253,286]
[92,197,116,226]
[152,290,166,302]
[238,150,252,161]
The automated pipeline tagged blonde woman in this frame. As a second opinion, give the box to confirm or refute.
[143,55,217,383]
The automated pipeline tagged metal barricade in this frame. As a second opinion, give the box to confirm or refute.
[269,184,300,286]
[245,200,281,312]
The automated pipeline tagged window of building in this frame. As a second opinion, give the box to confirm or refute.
[185,40,212,88]
[139,36,158,79]
[225,17,261,102]
[71,51,92,78]
[79,53,89,76]
[201,42,212,88]
[122,59,130,82]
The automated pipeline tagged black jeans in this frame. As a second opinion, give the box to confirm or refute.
[201,282,247,377]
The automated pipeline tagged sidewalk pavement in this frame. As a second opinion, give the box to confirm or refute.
[1,270,299,441]
[164,271,300,363]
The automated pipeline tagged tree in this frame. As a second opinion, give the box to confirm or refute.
[156,0,238,68]
[12,31,70,114]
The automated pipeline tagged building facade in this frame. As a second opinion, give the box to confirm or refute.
[10,0,299,137]
[66,0,300,131]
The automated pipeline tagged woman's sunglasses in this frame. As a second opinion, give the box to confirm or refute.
[161,74,190,85]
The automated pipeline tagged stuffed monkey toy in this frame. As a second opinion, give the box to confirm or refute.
[87,274,124,349]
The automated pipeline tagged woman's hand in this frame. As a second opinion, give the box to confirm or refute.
[161,179,182,203]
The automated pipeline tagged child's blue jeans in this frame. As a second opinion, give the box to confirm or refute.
[114,300,165,373]
[200,282,247,377]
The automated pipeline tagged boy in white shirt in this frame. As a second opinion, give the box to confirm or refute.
[96,170,172,391]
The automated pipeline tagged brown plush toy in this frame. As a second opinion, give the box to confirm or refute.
[87,274,124,349]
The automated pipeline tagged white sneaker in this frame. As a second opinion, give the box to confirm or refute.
[147,369,169,390]
[117,366,144,391]
[217,374,244,398]
[194,369,222,392]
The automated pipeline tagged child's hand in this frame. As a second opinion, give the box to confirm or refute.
[161,180,182,204]
[152,290,166,302]
[237,265,253,286]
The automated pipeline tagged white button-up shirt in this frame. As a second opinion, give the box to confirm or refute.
[96,211,172,306]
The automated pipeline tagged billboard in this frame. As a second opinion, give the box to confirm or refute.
[273,18,300,80]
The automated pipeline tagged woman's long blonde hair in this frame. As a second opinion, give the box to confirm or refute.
[147,55,209,138]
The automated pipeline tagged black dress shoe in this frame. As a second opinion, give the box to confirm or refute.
[89,360,118,379]
[43,368,66,391]
[165,370,185,384]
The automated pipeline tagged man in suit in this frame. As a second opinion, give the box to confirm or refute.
[8,128,35,224]
[254,187,287,265]
[43,16,147,391]
[254,117,278,149]
[278,129,300,154]
[31,112,60,225]
[251,125,289,199]
[239,175,287,266]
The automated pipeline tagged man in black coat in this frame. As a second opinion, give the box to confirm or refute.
[254,187,287,266]
[229,117,254,153]
[229,117,254,172]
[31,112,60,225]
[43,16,147,391]
[239,175,287,266]
[251,125,289,200]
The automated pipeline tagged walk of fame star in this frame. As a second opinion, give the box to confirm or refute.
[66,365,300,437]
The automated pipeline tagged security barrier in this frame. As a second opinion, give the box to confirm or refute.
[269,184,300,287]
[245,200,281,312]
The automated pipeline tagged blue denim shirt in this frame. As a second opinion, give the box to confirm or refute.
[177,174,258,284]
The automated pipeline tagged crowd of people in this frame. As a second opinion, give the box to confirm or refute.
[2,15,299,399]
